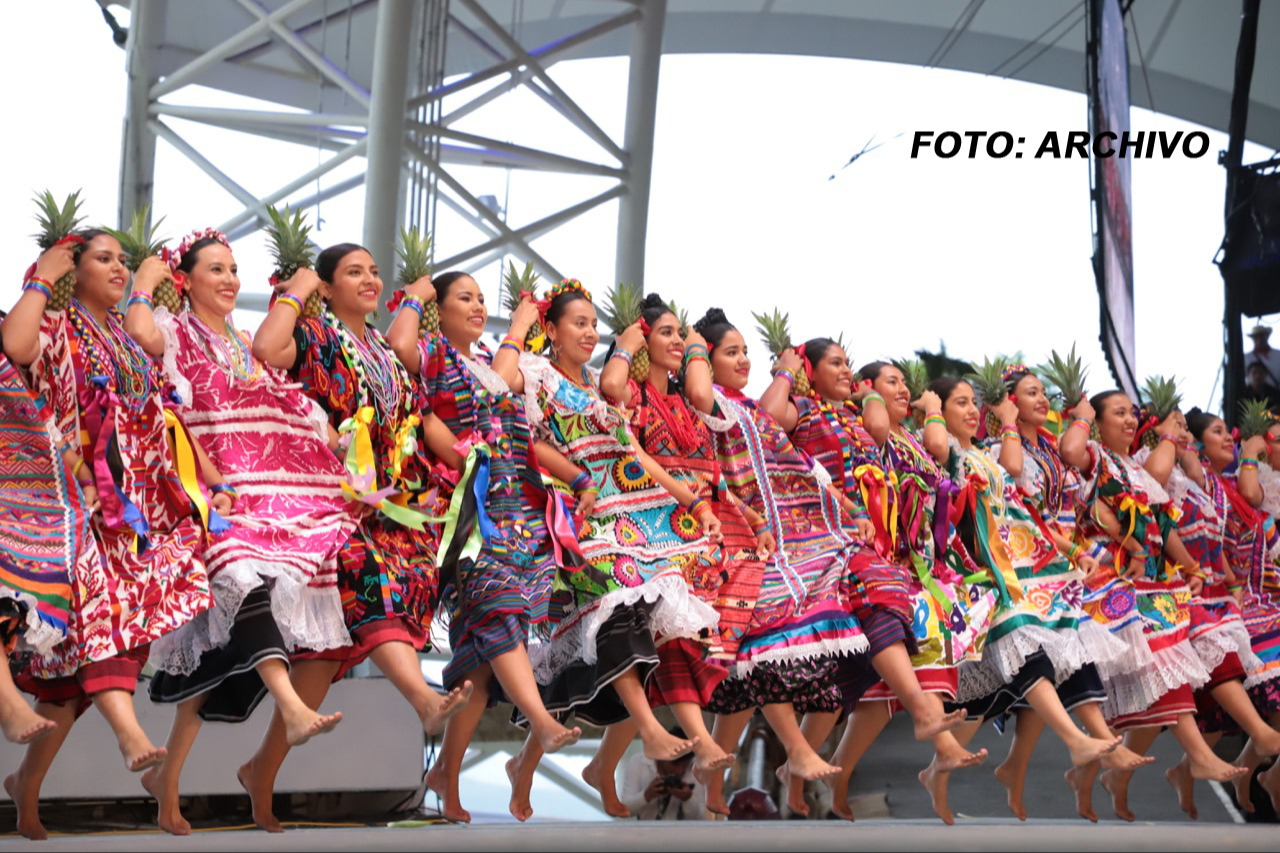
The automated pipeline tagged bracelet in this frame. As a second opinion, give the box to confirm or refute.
[684,350,710,368]
[23,278,53,301]
[276,293,305,316]
[688,497,709,517]
[861,391,885,407]
[1158,433,1178,446]
[71,458,85,479]
[570,471,594,493]
[501,335,524,352]
[610,348,633,365]
[1227,582,1244,592]
[209,482,238,501]
[924,414,946,428]
[1071,418,1093,431]
[127,292,154,310]
[400,296,424,316]
[684,343,708,356]
[499,342,521,355]
[776,369,796,387]
[749,517,768,534]
[1000,425,1021,441]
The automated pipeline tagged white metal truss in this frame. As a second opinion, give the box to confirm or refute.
[118,0,666,318]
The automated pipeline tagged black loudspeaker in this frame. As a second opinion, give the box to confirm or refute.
[1221,158,1280,316]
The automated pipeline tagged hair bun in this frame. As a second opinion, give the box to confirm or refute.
[694,307,729,335]
[639,292,667,311]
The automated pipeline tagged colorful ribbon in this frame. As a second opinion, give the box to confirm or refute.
[853,463,898,555]
[163,408,231,538]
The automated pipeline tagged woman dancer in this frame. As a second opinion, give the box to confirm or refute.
[122,228,352,833]
[502,280,724,819]
[386,270,581,823]
[1059,390,1246,821]
[3,232,214,840]
[246,243,471,831]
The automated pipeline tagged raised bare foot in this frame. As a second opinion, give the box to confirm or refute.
[918,762,955,825]
[692,742,736,787]
[828,772,853,821]
[1187,753,1248,783]
[1067,735,1122,768]
[705,769,730,817]
[914,707,967,741]
[533,720,581,756]
[1259,764,1280,815]
[782,748,843,783]
[993,761,1028,820]
[141,766,191,835]
[1,704,56,745]
[1099,768,1135,821]
[505,754,536,822]
[424,761,470,823]
[122,739,167,773]
[581,759,629,818]
[934,742,988,773]
[284,709,342,748]
[779,764,810,818]
[1232,764,1255,814]
[1064,761,1099,822]
[1100,745,1155,772]
[1165,759,1198,820]
[5,772,48,840]
[421,682,474,737]
[641,727,696,762]
[237,760,284,832]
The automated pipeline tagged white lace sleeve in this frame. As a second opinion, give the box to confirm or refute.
[463,355,511,395]
[517,352,549,436]
[1258,462,1280,517]
[1133,445,1189,509]
[810,458,833,488]
[696,388,740,433]
[153,308,193,406]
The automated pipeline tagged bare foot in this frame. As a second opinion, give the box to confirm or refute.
[914,707,967,741]
[1254,729,1280,757]
[1187,753,1248,783]
[934,742,988,773]
[1100,745,1155,772]
[1100,768,1135,821]
[692,742,736,787]
[781,749,843,783]
[0,703,56,745]
[918,761,955,825]
[1064,761,1099,822]
[237,760,284,833]
[141,766,191,835]
[1165,759,1198,820]
[505,752,537,822]
[581,758,629,818]
[424,761,470,823]
[993,760,1028,820]
[284,709,342,748]
[1259,764,1280,815]
[123,742,167,773]
[421,682,474,737]
[780,764,810,818]
[533,719,581,756]
[705,769,731,817]
[5,772,47,840]
[828,771,853,821]
[1067,735,1122,767]
[641,727,696,762]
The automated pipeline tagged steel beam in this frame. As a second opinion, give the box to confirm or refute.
[615,0,666,288]
[118,0,164,227]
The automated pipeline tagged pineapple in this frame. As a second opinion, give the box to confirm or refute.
[1138,375,1183,450]
[666,299,691,339]
[752,308,810,396]
[395,226,435,334]
[32,190,86,311]
[104,205,176,311]
[892,357,930,401]
[502,259,543,349]
[966,355,1010,438]
[264,205,320,317]
[1037,344,1089,412]
[599,281,647,381]
[1238,397,1277,441]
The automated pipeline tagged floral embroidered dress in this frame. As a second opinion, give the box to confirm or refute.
[1076,441,1209,726]
[21,306,212,685]
[148,308,357,681]
[944,439,1089,706]
[416,335,555,696]
[518,354,720,723]
[289,314,442,673]
[696,387,866,713]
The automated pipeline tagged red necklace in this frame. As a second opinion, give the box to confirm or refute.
[641,379,707,454]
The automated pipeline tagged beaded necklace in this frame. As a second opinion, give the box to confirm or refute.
[810,394,872,490]
[1021,432,1066,516]
[552,359,595,394]
[68,300,155,409]
[187,312,264,385]
[325,309,413,420]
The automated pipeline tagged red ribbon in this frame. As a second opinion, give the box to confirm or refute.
[385,289,406,312]
[796,343,813,382]
[54,235,84,248]
[639,316,652,336]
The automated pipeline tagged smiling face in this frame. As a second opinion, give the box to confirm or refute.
[438,275,487,346]
[871,365,910,422]
[185,243,239,321]
[810,343,853,401]
[942,380,980,443]
[547,297,599,369]
[709,328,750,391]
[1096,393,1138,453]
[73,233,129,311]
[322,249,382,318]
[645,311,684,373]
[1199,416,1235,470]
[1012,374,1050,428]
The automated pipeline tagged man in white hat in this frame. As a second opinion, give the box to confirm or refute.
[1247,323,1280,388]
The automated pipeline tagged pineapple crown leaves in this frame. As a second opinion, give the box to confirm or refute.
[502,259,541,313]
[263,205,315,277]
[666,299,691,338]
[1238,397,1278,441]
[1138,374,1183,421]
[395,227,433,285]
[32,190,86,249]
[965,355,1011,405]
[891,358,930,400]
[752,308,795,357]
[103,206,170,272]
[598,281,642,335]
[1036,343,1089,409]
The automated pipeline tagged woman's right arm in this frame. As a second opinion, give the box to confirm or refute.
[251,269,321,371]
[599,321,645,405]
[2,243,75,366]
[1059,397,1095,471]
[121,256,175,358]
[385,276,436,375]
[758,348,802,432]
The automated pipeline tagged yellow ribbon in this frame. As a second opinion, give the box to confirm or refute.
[389,412,421,486]
[853,463,899,550]
[163,408,213,536]
[1114,495,1150,574]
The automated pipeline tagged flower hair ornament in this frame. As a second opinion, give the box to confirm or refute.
[538,278,592,323]
[639,316,652,337]
[162,227,230,296]
[1001,362,1031,401]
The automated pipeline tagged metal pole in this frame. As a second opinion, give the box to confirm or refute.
[362,0,417,286]
[614,0,666,289]
[119,0,164,227]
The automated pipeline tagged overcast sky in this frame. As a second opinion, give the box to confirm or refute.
[2,2,1273,412]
